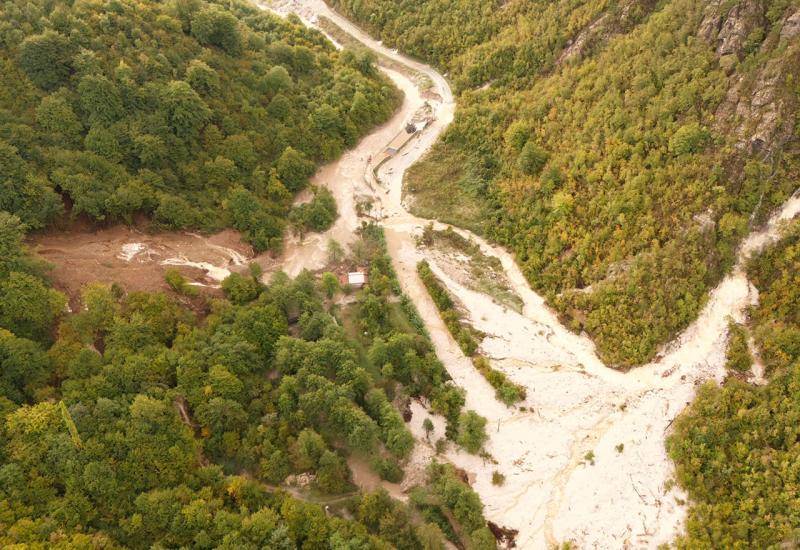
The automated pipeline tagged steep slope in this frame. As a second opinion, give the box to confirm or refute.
[667,220,800,548]
[330,0,800,367]
[0,0,399,250]
[329,0,659,93]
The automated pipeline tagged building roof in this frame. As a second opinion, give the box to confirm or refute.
[347,272,366,285]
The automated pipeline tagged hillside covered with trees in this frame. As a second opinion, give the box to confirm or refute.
[667,220,800,548]
[0,1,505,547]
[331,0,800,367]
[0,221,496,548]
[0,0,400,250]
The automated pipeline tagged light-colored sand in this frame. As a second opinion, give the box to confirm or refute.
[262,3,800,548]
[30,1,800,546]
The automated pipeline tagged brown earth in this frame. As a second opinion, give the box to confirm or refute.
[29,225,253,306]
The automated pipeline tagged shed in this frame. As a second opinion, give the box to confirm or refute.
[339,270,368,289]
[346,271,366,288]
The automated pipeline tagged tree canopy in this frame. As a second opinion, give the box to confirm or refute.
[0,224,490,549]
[0,0,400,251]
[667,221,800,548]
[333,0,800,367]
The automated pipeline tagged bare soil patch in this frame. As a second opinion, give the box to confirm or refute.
[29,226,252,305]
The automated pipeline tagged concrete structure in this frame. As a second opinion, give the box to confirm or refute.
[371,104,436,175]
[347,271,366,288]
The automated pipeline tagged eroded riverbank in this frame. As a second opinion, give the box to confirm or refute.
[29,1,800,547]
[261,3,800,547]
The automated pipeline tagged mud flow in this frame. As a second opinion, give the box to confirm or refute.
[29,0,800,547]
[30,227,252,304]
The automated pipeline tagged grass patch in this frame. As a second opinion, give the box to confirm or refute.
[422,225,523,312]
[725,319,754,373]
[404,144,491,235]
[338,300,377,375]
[491,470,506,486]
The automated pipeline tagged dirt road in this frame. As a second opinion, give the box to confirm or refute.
[264,3,800,548]
[29,1,800,547]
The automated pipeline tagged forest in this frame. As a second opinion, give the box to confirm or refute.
[0,0,400,251]
[0,0,504,547]
[667,220,800,548]
[3,0,800,545]
[331,0,800,367]
[0,219,496,548]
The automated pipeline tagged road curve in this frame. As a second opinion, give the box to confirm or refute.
[257,1,800,548]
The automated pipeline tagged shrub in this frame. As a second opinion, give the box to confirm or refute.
[725,320,753,372]
[491,470,505,486]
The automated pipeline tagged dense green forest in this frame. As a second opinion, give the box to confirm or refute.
[0,0,400,250]
[667,220,800,548]
[331,0,800,367]
[0,221,496,548]
[5,0,800,545]
[0,1,505,546]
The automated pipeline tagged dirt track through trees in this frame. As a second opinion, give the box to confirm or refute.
[263,3,800,547]
[30,1,800,547]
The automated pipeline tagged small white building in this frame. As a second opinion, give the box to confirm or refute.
[346,271,366,288]
[339,270,368,289]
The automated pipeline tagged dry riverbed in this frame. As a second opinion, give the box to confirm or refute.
[268,4,800,548]
[28,0,800,548]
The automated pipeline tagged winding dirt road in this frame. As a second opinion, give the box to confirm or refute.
[31,1,800,547]
[262,3,800,548]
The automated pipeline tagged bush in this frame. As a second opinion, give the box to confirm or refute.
[456,410,488,454]
[190,5,242,55]
[668,123,710,156]
[372,457,404,483]
[221,273,260,305]
[0,272,65,343]
[155,195,198,229]
[290,188,338,234]
[491,470,505,486]
[517,140,549,176]
[164,269,199,297]
[725,320,753,372]
[18,31,74,90]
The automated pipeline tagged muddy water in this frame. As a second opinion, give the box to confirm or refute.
[263,3,800,548]
[29,0,800,547]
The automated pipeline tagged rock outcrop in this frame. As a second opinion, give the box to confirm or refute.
[780,7,800,40]
[698,0,766,61]
[557,0,659,65]
[704,0,799,160]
